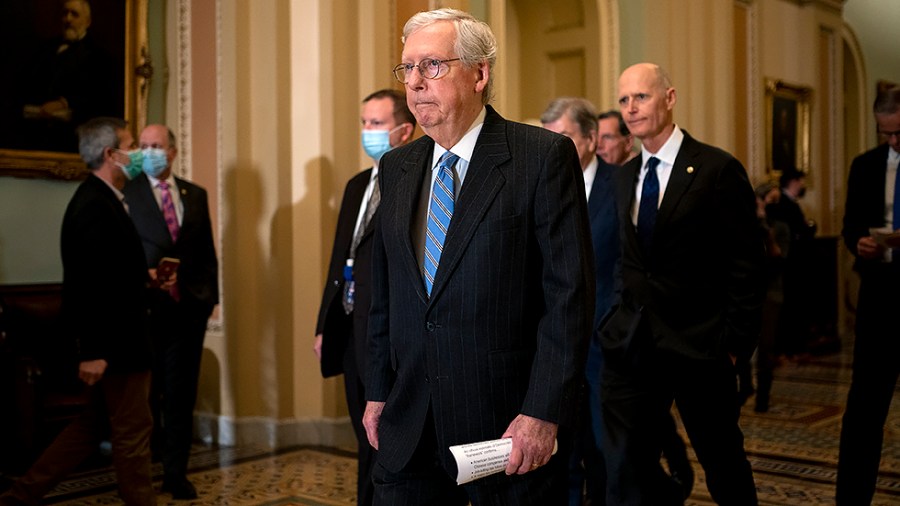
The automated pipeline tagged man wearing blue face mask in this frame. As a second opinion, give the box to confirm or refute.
[314,89,415,505]
[122,124,219,500]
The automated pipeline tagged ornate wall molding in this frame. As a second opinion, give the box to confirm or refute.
[176,0,193,179]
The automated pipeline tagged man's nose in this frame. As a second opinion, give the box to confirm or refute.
[406,69,426,90]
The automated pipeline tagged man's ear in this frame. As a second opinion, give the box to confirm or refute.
[474,62,490,94]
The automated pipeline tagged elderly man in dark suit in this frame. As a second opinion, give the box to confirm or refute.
[122,124,219,500]
[362,8,594,506]
[314,89,415,506]
[837,85,900,505]
[599,63,764,505]
[0,117,156,506]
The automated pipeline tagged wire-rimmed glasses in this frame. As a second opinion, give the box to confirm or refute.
[393,58,461,84]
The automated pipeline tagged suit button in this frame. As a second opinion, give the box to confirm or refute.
[425,374,430,383]
[333,280,340,286]
[426,322,436,331]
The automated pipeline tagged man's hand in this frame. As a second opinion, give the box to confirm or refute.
[78,359,108,386]
[857,236,884,260]
[148,268,178,291]
[501,414,558,475]
[313,334,323,361]
[363,401,385,450]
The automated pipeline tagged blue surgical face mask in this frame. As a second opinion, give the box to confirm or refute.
[114,149,143,180]
[361,124,406,162]
[142,147,169,178]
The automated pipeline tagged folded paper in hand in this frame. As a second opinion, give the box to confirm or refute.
[448,437,557,485]
[869,227,900,248]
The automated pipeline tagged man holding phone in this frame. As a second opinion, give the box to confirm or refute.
[123,124,219,500]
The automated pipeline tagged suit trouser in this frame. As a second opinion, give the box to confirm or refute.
[149,298,209,480]
[2,370,154,506]
[372,408,570,506]
[568,339,606,505]
[836,273,900,504]
[601,350,757,506]
[343,338,375,506]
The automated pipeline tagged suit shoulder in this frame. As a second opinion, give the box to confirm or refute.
[346,168,373,188]
[175,176,208,195]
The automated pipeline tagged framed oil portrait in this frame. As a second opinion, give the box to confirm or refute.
[0,0,150,180]
[765,79,812,177]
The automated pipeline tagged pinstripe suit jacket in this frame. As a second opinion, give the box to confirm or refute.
[366,106,595,474]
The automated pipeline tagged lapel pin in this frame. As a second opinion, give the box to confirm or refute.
[181,188,187,195]
[686,166,694,174]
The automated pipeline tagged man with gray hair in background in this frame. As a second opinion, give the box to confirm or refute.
[363,8,594,505]
[0,117,157,506]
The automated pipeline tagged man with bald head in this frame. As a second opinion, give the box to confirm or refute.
[123,124,219,500]
[599,63,764,504]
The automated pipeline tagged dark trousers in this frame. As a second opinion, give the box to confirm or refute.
[1,370,154,506]
[569,340,606,505]
[601,351,757,506]
[836,273,900,504]
[343,340,375,506]
[373,409,569,506]
[149,297,209,480]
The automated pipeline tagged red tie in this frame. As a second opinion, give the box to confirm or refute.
[159,181,181,301]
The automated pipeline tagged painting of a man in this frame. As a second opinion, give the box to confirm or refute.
[0,0,124,153]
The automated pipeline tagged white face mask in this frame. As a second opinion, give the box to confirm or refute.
[361,124,407,162]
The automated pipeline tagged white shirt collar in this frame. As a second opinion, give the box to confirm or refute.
[583,156,598,199]
[641,124,684,167]
[431,107,486,169]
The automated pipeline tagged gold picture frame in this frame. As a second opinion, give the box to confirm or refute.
[765,79,812,177]
[0,0,150,180]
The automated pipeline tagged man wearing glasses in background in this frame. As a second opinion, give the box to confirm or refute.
[362,8,593,505]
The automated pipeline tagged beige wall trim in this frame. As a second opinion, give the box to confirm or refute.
[738,0,762,180]
[176,0,192,178]
[195,413,355,449]
[598,0,620,108]
[790,0,845,13]
[841,22,868,148]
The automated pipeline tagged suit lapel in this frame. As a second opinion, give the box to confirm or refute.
[394,139,434,301]
[429,108,509,302]
[130,174,174,248]
[618,157,641,252]
[655,133,699,231]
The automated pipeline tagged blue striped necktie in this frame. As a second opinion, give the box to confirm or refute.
[424,151,459,296]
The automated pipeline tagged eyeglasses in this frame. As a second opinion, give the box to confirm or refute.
[393,58,461,84]
[878,129,900,139]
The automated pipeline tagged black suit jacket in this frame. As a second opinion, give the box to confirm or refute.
[587,157,621,332]
[315,168,377,378]
[123,173,219,316]
[60,174,151,373]
[366,106,594,473]
[601,131,764,366]
[843,144,895,278]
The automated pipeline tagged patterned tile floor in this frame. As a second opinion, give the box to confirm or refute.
[13,343,900,505]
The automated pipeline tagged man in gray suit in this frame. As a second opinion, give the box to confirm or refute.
[362,8,594,506]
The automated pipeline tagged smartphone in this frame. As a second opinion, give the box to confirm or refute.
[157,257,181,282]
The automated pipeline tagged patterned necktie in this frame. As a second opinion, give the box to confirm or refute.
[637,157,661,254]
[159,181,180,243]
[342,175,381,313]
[423,151,459,296]
[159,181,181,301]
